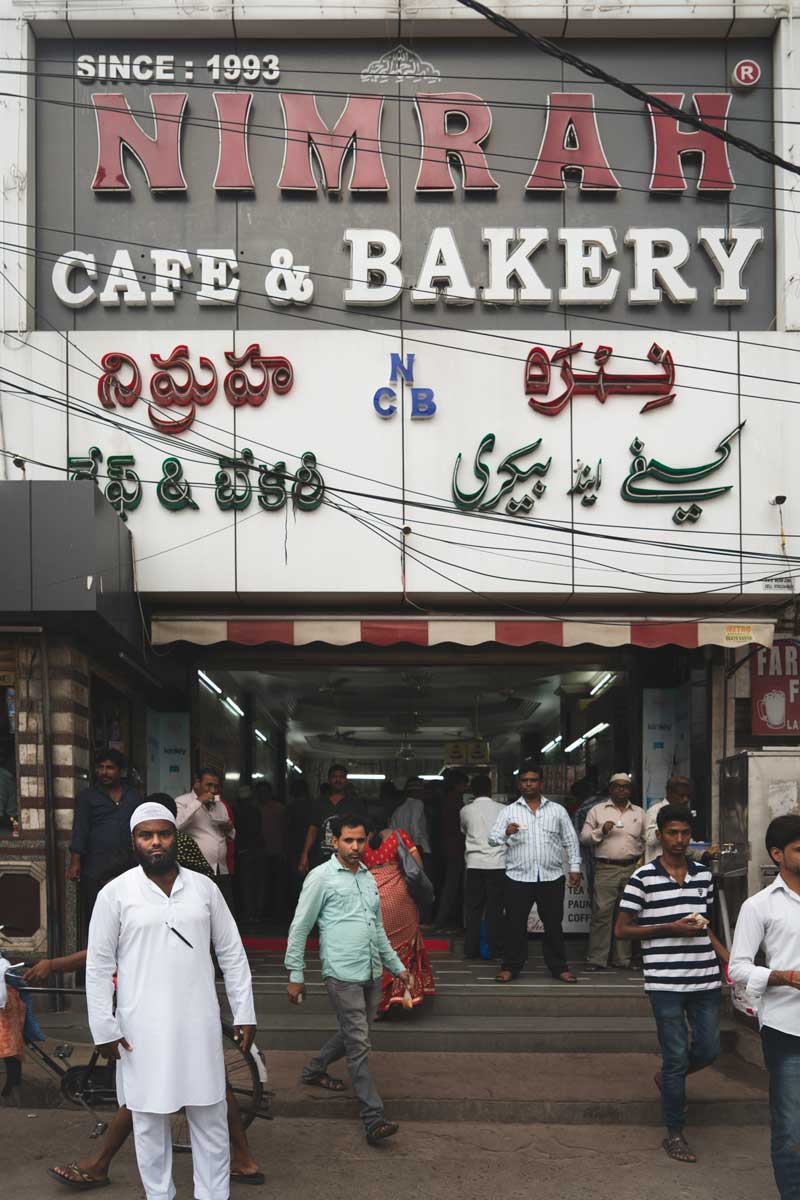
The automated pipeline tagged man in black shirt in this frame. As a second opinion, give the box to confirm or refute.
[298,763,365,874]
[67,748,141,940]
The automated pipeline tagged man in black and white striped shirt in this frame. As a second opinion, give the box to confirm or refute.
[615,803,723,1166]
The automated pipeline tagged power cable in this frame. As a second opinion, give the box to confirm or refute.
[452,0,800,176]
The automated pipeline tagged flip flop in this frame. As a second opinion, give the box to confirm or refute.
[230,1171,266,1186]
[558,971,578,984]
[303,1072,346,1092]
[48,1165,111,1191]
[662,1135,696,1163]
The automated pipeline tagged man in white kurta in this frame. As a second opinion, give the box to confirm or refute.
[86,802,256,1200]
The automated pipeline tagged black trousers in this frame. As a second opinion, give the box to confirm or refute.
[501,876,568,979]
[464,868,505,958]
[215,870,237,918]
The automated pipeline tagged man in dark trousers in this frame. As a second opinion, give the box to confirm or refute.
[434,768,469,930]
[730,815,800,1198]
[67,748,141,941]
[490,761,581,984]
[460,773,506,959]
[616,804,724,1165]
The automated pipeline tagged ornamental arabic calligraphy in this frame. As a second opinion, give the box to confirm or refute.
[452,434,552,516]
[525,342,676,417]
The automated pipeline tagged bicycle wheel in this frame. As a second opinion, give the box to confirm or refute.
[171,1024,263,1153]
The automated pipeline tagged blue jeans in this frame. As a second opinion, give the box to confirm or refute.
[649,989,721,1132]
[762,1025,800,1199]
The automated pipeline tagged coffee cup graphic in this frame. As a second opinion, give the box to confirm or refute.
[758,690,787,729]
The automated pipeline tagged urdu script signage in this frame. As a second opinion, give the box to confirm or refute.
[35,38,775,333]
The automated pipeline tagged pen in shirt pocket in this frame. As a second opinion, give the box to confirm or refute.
[166,923,193,949]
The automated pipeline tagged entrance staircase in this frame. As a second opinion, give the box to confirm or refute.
[32,936,768,1127]
[243,939,768,1126]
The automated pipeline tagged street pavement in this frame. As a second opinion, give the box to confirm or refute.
[3,1110,775,1200]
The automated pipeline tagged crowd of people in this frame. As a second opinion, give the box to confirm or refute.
[4,749,800,1197]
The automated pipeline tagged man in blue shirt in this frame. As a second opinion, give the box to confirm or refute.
[285,812,410,1144]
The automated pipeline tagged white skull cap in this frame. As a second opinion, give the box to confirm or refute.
[130,802,177,832]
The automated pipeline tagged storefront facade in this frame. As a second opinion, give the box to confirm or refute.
[1,1,798,952]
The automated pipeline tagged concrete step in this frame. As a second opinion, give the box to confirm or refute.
[252,1012,740,1054]
[34,1005,738,1055]
[266,1049,767,1126]
[251,987,654,1017]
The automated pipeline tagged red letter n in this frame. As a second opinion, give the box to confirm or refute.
[213,92,255,190]
[278,94,388,191]
[648,94,734,192]
[414,93,499,191]
[527,94,620,191]
[92,93,188,191]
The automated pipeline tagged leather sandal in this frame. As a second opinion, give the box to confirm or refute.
[495,969,516,983]
[304,1072,346,1092]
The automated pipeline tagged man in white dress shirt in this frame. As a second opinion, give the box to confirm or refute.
[489,761,581,984]
[730,815,800,1200]
[176,768,236,911]
[86,801,256,1200]
[460,773,506,959]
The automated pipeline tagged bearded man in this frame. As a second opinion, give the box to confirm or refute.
[86,801,256,1200]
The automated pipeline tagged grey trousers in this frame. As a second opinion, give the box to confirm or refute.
[303,978,384,1132]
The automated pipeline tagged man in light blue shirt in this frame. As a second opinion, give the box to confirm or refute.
[490,761,582,984]
[285,811,410,1145]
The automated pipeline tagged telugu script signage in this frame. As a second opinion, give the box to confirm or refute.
[35,37,774,333]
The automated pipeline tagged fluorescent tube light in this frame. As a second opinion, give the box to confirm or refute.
[542,735,562,754]
[589,673,614,697]
[254,729,267,743]
[347,773,386,781]
[198,670,222,695]
[223,696,244,718]
[564,736,585,753]
[584,722,610,740]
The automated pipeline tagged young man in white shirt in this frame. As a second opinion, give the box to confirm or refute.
[729,814,800,1200]
[459,773,506,959]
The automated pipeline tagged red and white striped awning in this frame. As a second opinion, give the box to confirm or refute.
[151,616,774,650]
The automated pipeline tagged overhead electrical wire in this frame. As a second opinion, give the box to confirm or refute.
[0,85,789,208]
[0,62,792,135]
[451,0,800,177]
[1,365,796,594]
[5,232,800,414]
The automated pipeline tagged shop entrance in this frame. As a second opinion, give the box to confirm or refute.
[178,648,710,936]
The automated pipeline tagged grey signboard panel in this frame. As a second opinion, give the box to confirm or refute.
[35,36,774,333]
[0,484,32,611]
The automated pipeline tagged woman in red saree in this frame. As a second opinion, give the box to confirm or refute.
[362,828,436,1014]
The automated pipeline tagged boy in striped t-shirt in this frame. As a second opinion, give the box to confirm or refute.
[615,803,726,1166]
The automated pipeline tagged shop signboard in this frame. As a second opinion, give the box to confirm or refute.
[34,37,774,333]
[751,642,800,736]
[6,36,789,602]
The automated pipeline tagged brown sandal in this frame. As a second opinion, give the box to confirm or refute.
[495,969,516,983]
[662,1135,696,1163]
[304,1072,346,1092]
